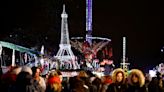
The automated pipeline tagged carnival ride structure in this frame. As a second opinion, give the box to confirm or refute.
[0,41,41,73]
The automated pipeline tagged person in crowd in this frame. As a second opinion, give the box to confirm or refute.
[0,66,22,92]
[78,71,89,78]
[48,69,58,77]
[32,66,46,91]
[106,68,127,92]
[56,70,63,82]
[11,72,39,92]
[77,70,95,92]
[100,75,112,92]
[10,66,44,92]
[148,72,164,92]
[71,77,89,92]
[92,77,102,92]
[144,73,151,91]
[61,77,70,92]
[127,69,147,92]
[56,70,70,92]
[68,71,93,92]
[46,74,62,92]
[159,78,164,91]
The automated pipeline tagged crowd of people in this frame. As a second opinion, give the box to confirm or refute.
[0,66,164,92]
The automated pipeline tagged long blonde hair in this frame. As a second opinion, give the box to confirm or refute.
[47,75,62,92]
[50,83,62,92]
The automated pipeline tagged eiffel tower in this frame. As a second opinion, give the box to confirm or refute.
[55,5,79,69]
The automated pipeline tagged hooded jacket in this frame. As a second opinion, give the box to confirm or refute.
[106,68,127,92]
[127,69,147,92]
[111,68,126,84]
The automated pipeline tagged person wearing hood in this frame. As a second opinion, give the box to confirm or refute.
[106,68,128,92]
[127,69,147,92]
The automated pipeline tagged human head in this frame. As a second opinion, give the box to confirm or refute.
[31,67,40,78]
[112,68,126,84]
[116,72,124,83]
[131,74,139,83]
[47,75,62,92]
[128,69,145,87]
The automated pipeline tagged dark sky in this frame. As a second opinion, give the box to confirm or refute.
[0,0,164,71]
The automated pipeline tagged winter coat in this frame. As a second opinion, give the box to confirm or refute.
[127,69,147,92]
[127,84,147,92]
[106,68,128,92]
[107,83,127,92]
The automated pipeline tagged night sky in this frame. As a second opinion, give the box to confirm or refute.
[0,0,164,71]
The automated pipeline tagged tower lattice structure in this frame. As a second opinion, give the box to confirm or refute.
[55,5,79,70]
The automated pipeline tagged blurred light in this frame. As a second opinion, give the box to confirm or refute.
[149,70,156,77]
[15,34,18,37]
[92,71,104,78]
[161,49,163,52]
[45,36,48,40]
[9,35,12,37]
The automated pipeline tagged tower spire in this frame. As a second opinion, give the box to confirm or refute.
[120,37,130,71]
[62,4,66,13]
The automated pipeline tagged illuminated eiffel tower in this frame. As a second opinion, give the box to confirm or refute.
[55,5,79,69]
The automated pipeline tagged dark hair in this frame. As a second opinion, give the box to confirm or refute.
[31,67,38,77]
[156,72,162,80]
[56,70,62,75]
[92,77,102,89]
[0,67,2,75]
[16,71,32,85]
[131,73,139,84]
